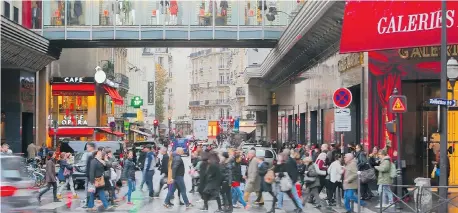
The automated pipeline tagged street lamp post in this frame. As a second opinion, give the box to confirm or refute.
[439,1,449,211]
[447,58,458,100]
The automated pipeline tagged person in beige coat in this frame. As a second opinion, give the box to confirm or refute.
[343,153,366,213]
[243,150,262,205]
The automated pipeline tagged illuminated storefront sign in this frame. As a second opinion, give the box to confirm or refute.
[61,115,88,126]
[51,77,95,83]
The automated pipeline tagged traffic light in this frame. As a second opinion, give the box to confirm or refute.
[153,119,159,127]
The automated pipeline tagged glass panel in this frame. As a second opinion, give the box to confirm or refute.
[191,0,213,26]
[241,0,262,26]
[265,0,294,26]
[137,1,160,26]
[43,0,66,26]
[214,0,237,26]
[31,1,42,29]
[90,1,114,26]
[114,0,137,25]
[66,0,87,26]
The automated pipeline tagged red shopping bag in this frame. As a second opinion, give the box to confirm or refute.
[295,183,302,197]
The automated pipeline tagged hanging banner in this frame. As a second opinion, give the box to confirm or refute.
[340,1,458,53]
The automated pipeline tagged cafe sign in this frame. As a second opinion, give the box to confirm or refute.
[61,115,88,126]
[51,77,95,83]
[130,96,143,108]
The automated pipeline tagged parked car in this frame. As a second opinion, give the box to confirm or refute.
[1,155,37,212]
[60,141,125,189]
[240,145,277,166]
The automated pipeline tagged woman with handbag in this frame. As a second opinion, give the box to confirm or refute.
[88,150,110,211]
[57,152,77,199]
[303,157,325,208]
[355,144,374,200]
[274,153,302,213]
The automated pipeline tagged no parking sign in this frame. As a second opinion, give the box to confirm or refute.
[333,88,353,108]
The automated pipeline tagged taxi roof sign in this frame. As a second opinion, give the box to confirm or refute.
[389,95,407,113]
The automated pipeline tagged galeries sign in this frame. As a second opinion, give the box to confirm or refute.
[340,1,458,53]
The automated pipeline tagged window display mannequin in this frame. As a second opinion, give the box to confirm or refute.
[31,1,41,29]
[220,0,228,16]
[169,0,178,25]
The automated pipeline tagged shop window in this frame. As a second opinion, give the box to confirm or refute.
[12,6,18,23]
[56,96,89,126]
[3,1,10,19]
[67,0,85,26]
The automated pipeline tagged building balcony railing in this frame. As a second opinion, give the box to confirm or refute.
[217,80,232,86]
[189,101,200,106]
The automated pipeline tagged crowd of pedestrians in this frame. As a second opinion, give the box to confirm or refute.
[29,139,405,213]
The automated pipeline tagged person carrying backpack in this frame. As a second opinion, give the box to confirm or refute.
[374,149,394,208]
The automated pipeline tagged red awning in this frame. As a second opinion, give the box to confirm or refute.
[102,85,124,105]
[48,127,94,137]
[98,128,125,137]
[52,84,95,96]
[340,1,458,53]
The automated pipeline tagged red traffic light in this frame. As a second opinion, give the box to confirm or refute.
[230,118,234,123]
[153,119,159,126]
[168,117,171,120]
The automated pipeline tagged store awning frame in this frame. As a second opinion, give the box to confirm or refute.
[103,85,124,105]
[51,83,95,96]
[48,126,125,137]
[98,128,125,137]
[48,127,94,137]
[130,129,152,137]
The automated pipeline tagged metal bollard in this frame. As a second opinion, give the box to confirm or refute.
[379,185,384,213]
[357,171,362,213]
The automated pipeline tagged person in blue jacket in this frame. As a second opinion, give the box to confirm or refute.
[143,145,156,198]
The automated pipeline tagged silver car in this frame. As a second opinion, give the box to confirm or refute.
[1,155,38,211]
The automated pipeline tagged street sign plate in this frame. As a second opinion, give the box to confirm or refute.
[388,95,407,113]
[334,108,351,132]
[333,88,353,108]
[429,98,456,106]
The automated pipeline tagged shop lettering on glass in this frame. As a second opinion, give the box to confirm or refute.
[398,44,458,59]
[61,115,88,126]
[338,53,363,72]
[377,10,457,35]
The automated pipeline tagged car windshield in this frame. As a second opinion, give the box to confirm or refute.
[74,152,85,163]
[1,157,29,181]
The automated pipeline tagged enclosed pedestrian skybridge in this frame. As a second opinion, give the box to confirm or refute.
[32,1,303,48]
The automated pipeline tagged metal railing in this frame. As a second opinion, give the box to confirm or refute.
[353,172,458,213]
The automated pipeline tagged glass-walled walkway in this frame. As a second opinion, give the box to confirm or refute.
[30,0,305,41]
